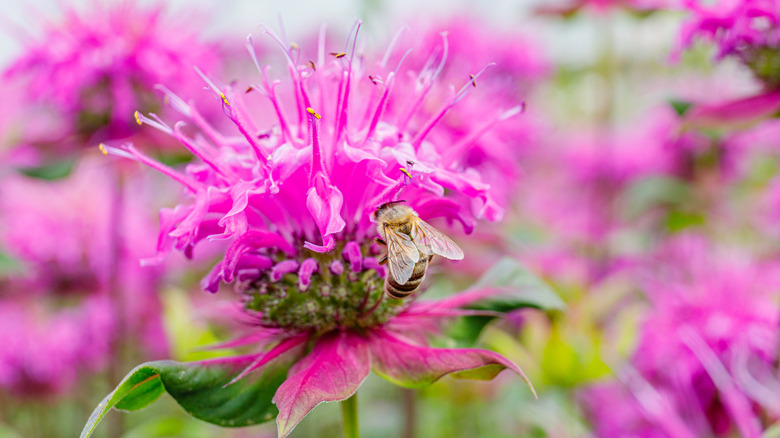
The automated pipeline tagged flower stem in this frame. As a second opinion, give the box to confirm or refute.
[341,392,359,438]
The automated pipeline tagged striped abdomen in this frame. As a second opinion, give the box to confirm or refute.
[384,255,433,299]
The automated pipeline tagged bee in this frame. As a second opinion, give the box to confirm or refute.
[373,201,464,299]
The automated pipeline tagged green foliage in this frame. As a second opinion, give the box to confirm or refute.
[16,159,76,180]
[449,258,564,347]
[80,356,297,438]
[669,98,693,117]
[620,176,691,220]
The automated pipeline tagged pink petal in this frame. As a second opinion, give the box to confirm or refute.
[369,329,535,397]
[198,327,285,352]
[201,261,225,293]
[227,334,309,386]
[223,231,294,282]
[304,173,346,253]
[271,260,300,282]
[410,287,501,311]
[685,90,780,129]
[273,331,370,438]
[342,241,362,272]
[362,257,385,278]
[297,258,319,290]
[413,198,475,234]
[329,260,344,275]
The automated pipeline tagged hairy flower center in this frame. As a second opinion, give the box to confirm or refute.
[241,243,404,332]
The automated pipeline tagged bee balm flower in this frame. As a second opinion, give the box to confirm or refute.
[2,3,222,163]
[93,23,539,438]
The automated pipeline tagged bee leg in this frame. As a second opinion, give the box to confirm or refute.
[375,238,387,246]
[378,255,388,265]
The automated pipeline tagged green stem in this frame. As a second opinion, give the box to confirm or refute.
[341,392,359,438]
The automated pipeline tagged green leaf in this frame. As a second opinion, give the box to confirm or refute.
[666,209,705,232]
[0,251,24,277]
[80,355,298,438]
[619,175,691,220]
[668,98,693,117]
[467,258,566,312]
[448,258,564,347]
[16,159,76,180]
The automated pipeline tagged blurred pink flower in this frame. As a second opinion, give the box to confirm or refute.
[584,235,780,437]
[104,24,534,436]
[537,0,670,16]
[0,160,168,395]
[678,0,780,62]
[516,107,678,284]
[0,297,113,396]
[2,3,223,163]
[387,18,549,214]
[673,1,780,127]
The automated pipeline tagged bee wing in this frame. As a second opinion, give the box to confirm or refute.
[384,225,420,284]
[412,219,464,260]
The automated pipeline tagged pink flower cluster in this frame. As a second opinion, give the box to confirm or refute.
[2,3,223,163]
[0,161,167,395]
[583,236,780,437]
[101,22,537,436]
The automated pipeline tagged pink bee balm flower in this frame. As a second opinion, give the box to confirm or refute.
[677,0,780,90]
[93,23,538,438]
[583,235,780,437]
[0,297,113,397]
[384,18,549,218]
[0,160,168,395]
[2,3,222,163]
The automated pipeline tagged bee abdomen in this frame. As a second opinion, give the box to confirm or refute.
[384,257,430,299]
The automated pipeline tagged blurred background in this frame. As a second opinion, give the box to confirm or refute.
[2,0,780,437]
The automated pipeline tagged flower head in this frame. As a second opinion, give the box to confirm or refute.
[102,23,535,436]
[678,0,780,87]
[583,235,780,437]
[0,160,168,395]
[2,3,223,161]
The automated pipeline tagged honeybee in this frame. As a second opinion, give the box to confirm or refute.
[374,201,464,299]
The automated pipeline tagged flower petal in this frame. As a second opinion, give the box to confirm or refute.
[304,174,346,252]
[684,90,780,130]
[369,329,535,397]
[273,331,370,438]
[223,230,295,282]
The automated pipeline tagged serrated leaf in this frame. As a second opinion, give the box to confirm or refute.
[16,159,76,180]
[80,354,298,438]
